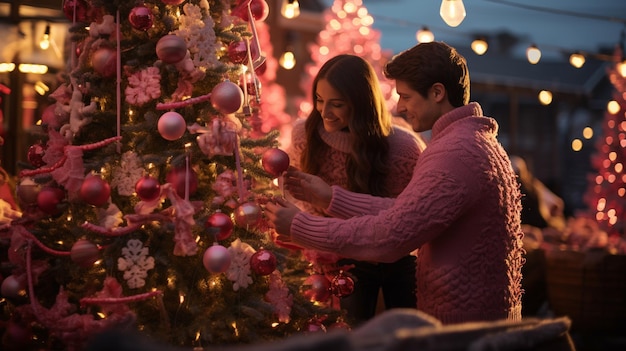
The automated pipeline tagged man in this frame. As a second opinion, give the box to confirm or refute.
[266,41,524,324]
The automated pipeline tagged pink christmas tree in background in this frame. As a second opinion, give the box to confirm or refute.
[297,0,396,119]
[583,49,626,242]
[0,1,343,350]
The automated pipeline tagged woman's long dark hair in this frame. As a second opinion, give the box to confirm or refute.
[301,54,393,196]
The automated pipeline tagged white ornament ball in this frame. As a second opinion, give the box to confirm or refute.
[156,34,187,64]
[158,111,187,141]
[203,244,231,273]
[211,81,244,115]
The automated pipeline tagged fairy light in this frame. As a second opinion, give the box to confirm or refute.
[582,126,593,139]
[607,100,620,114]
[280,0,300,19]
[571,138,583,151]
[538,90,552,105]
[569,52,585,68]
[439,0,466,27]
[526,44,541,64]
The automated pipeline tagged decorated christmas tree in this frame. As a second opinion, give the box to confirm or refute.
[0,1,343,350]
[297,0,395,119]
[582,50,626,240]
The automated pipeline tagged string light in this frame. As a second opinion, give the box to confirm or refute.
[538,90,552,105]
[618,60,626,78]
[279,50,296,69]
[281,0,300,19]
[39,24,51,50]
[526,44,541,64]
[471,37,488,55]
[439,0,466,27]
[568,52,585,68]
[416,27,434,43]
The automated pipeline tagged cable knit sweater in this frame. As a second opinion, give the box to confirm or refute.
[290,103,524,324]
[288,119,424,214]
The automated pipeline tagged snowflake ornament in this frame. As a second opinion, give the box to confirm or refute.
[226,239,256,291]
[118,239,155,289]
[125,66,161,106]
[174,2,221,70]
[111,151,144,196]
[265,271,293,323]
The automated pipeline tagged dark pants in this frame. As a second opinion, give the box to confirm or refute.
[337,255,417,326]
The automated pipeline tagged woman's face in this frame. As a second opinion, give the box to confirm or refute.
[315,79,350,132]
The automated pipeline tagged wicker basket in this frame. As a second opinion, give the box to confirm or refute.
[544,248,626,334]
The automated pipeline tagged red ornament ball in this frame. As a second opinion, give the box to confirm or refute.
[302,274,332,303]
[255,59,267,76]
[262,148,290,177]
[17,178,41,206]
[71,239,100,268]
[161,0,185,4]
[250,249,277,276]
[304,319,327,333]
[129,5,154,31]
[135,175,161,201]
[156,34,187,64]
[63,0,89,22]
[166,167,198,198]
[331,272,355,298]
[245,0,270,21]
[234,201,262,227]
[211,80,244,115]
[91,46,117,78]
[37,186,65,215]
[227,41,249,64]
[205,212,234,241]
[203,244,231,273]
[0,275,24,299]
[80,174,111,207]
[27,142,46,167]
[158,111,187,140]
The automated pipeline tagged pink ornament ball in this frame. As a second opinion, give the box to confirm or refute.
[211,81,244,115]
[161,0,185,4]
[0,275,24,299]
[80,174,111,207]
[37,186,65,215]
[158,111,187,141]
[234,201,262,227]
[331,272,355,297]
[250,249,277,276]
[302,274,332,303]
[17,178,41,206]
[91,47,117,78]
[135,175,161,201]
[262,148,290,177]
[63,0,89,22]
[71,239,100,268]
[129,5,154,31]
[205,212,234,241]
[203,244,231,273]
[156,34,187,64]
[166,166,198,198]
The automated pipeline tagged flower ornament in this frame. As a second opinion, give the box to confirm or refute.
[226,238,255,291]
[125,67,162,106]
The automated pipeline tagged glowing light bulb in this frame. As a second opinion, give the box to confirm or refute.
[279,50,296,70]
[281,0,300,19]
[471,38,488,55]
[538,90,552,105]
[39,24,51,50]
[569,53,585,68]
[440,0,466,27]
[416,27,434,43]
[526,44,541,64]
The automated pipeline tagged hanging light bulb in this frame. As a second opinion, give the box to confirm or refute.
[569,52,585,68]
[279,50,296,70]
[618,59,626,78]
[538,90,552,105]
[281,0,300,19]
[471,37,488,55]
[439,0,466,27]
[526,44,541,64]
[39,24,51,50]
[416,27,434,43]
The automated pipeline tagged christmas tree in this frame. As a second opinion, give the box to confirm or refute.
[0,1,342,350]
[297,0,396,119]
[583,49,626,240]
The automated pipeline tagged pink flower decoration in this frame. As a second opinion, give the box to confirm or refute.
[125,66,162,106]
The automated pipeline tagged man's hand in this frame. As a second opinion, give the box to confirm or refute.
[283,167,332,210]
[265,197,301,239]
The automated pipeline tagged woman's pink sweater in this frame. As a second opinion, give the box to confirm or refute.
[289,103,524,324]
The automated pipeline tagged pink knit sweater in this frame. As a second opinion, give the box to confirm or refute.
[290,103,524,324]
[288,120,424,214]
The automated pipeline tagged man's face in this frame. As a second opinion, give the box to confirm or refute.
[395,80,438,133]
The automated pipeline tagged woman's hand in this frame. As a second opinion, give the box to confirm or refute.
[283,167,332,209]
[265,197,301,239]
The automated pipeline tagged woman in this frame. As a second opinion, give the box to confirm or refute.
[287,54,425,326]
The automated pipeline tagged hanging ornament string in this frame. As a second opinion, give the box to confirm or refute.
[234,135,245,202]
[116,9,122,153]
[245,37,260,105]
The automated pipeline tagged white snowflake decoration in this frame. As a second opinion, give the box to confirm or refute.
[117,239,155,289]
[110,151,144,196]
[175,1,221,70]
[226,239,256,291]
